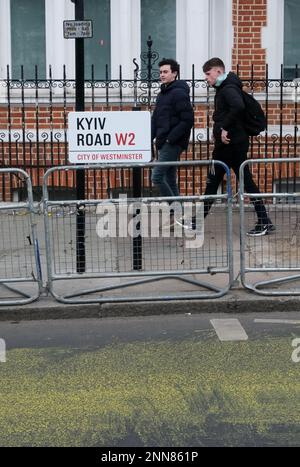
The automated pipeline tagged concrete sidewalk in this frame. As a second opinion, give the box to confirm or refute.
[0,206,300,320]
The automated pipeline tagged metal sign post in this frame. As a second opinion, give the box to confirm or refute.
[68,110,152,272]
[70,0,86,273]
[132,106,142,270]
[68,108,151,272]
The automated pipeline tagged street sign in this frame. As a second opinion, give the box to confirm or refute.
[68,111,152,164]
[63,20,93,39]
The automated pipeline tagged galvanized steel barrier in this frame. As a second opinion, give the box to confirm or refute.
[0,169,42,305]
[43,161,233,303]
[240,158,300,295]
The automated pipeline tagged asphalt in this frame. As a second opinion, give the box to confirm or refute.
[0,206,300,320]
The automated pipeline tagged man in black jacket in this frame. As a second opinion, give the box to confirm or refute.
[151,59,194,203]
[202,57,274,236]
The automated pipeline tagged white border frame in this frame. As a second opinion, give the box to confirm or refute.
[262,0,284,79]
[111,0,140,79]
[0,0,11,80]
[45,0,75,79]
[177,0,233,78]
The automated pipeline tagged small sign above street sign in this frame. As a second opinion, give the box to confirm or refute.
[63,20,93,39]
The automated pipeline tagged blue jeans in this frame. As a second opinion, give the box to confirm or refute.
[151,142,183,197]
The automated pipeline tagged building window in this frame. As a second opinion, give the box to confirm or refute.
[284,0,300,79]
[84,0,111,79]
[11,0,46,79]
[141,0,176,62]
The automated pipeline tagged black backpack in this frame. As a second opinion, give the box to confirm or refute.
[241,90,266,136]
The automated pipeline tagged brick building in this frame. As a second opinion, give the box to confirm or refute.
[0,0,299,200]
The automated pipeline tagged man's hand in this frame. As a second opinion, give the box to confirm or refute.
[221,129,230,144]
[151,142,157,161]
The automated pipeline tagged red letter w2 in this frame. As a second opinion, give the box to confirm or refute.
[115,133,136,146]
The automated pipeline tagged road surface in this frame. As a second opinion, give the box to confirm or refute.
[0,311,300,446]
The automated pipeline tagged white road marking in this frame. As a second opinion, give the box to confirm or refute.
[0,338,6,363]
[254,319,300,325]
[210,319,248,341]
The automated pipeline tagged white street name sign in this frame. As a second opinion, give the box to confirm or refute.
[68,111,151,164]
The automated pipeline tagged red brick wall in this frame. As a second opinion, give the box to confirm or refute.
[1,100,299,201]
[232,0,267,77]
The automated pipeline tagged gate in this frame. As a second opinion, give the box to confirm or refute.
[0,169,42,305]
[43,160,233,303]
[240,158,300,295]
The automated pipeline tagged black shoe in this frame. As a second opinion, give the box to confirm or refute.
[175,216,196,230]
[247,220,276,237]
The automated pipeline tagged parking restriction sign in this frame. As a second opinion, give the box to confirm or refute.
[63,20,93,39]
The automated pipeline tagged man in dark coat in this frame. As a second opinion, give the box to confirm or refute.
[202,57,274,236]
[151,59,194,200]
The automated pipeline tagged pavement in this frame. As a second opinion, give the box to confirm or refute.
[0,204,300,320]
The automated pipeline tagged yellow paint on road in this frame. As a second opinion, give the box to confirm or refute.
[0,337,299,446]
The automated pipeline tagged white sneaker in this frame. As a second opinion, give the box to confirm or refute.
[175,216,196,230]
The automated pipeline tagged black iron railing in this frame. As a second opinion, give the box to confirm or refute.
[0,41,299,200]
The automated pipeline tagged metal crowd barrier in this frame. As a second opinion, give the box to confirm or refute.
[240,158,300,295]
[0,169,42,305]
[43,161,233,303]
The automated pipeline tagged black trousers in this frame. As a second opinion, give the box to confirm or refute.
[204,140,269,223]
